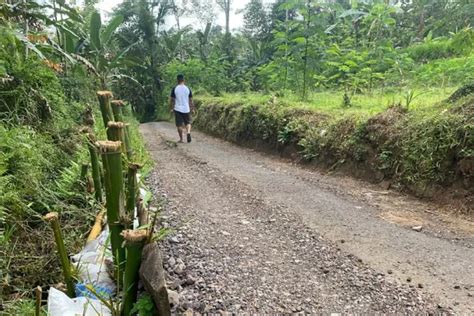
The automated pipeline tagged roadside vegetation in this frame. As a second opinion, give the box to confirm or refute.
[0,1,150,314]
[195,91,472,204]
[0,0,473,313]
[150,0,473,207]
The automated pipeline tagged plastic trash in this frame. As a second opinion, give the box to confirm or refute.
[71,228,116,294]
[75,282,114,300]
[47,287,111,316]
[75,262,116,293]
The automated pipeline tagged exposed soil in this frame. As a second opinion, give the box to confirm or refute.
[140,122,474,314]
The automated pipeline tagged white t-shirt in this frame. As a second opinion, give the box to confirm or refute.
[171,84,193,113]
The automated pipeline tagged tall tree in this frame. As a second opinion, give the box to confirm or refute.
[243,0,270,42]
[215,0,231,35]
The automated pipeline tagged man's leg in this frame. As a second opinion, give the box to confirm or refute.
[175,111,184,142]
[186,124,192,143]
[177,125,183,142]
[184,113,192,143]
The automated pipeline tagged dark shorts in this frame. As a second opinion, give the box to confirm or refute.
[174,111,191,126]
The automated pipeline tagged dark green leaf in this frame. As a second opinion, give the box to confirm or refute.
[90,11,102,51]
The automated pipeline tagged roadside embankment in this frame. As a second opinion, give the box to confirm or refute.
[194,89,473,211]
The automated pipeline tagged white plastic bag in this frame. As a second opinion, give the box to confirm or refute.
[47,287,111,316]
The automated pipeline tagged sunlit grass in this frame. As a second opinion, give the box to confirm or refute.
[199,86,456,118]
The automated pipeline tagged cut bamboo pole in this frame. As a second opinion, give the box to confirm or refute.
[111,100,125,122]
[121,229,148,316]
[123,123,133,160]
[80,163,89,179]
[97,91,115,130]
[35,286,42,316]
[107,122,126,154]
[98,141,126,284]
[137,200,148,228]
[44,212,75,298]
[87,210,106,242]
[87,134,102,202]
[111,100,133,159]
[126,164,141,221]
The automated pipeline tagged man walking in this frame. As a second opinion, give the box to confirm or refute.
[170,74,194,143]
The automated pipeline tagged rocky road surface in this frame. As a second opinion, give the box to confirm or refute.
[140,122,474,314]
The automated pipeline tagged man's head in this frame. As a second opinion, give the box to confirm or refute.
[177,74,185,84]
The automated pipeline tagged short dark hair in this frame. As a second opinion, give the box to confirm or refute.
[177,74,184,82]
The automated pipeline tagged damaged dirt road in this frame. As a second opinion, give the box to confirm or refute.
[140,122,474,314]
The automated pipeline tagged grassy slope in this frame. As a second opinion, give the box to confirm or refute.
[201,87,455,117]
[194,87,472,209]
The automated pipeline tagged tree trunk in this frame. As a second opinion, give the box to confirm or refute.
[302,0,311,100]
[225,2,230,35]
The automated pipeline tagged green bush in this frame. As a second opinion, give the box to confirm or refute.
[411,54,474,87]
[405,39,457,62]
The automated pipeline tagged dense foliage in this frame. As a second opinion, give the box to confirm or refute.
[0,1,149,312]
[109,0,473,118]
[0,0,473,312]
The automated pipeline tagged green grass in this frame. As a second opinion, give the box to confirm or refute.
[199,86,455,118]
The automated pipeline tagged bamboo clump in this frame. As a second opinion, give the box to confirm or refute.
[121,229,148,316]
[98,140,126,284]
[44,212,75,298]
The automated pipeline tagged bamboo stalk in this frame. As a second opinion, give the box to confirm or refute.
[107,122,126,154]
[80,163,89,179]
[98,141,126,284]
[126,164,141,220]
[137,200,148,227]
[35,286,42,316]
[44,212,75,298]
[111,100,125,122]
[87,210,106,242]
[147,205,161,244]
[121,229,148,316]
[111,100,133,159]
[87,134,103,202]
[97,91,115,130]
[124,123,133,160]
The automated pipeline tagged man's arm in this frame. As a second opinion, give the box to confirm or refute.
[189,89,195,112]
[169,97,175,112]
[169,87,176,112]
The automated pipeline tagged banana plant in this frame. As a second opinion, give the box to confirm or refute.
[82,10,137,88]
[197,22,212,62]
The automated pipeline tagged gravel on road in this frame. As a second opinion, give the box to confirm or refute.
[140,122,473,314]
